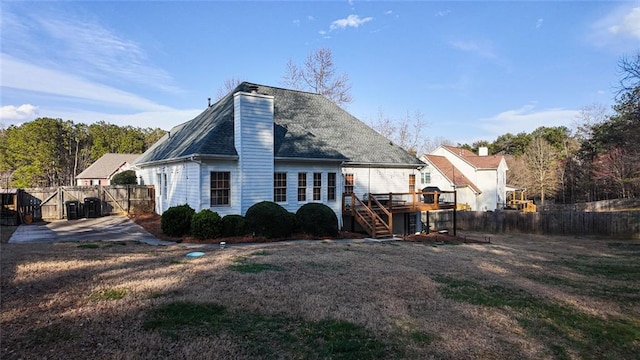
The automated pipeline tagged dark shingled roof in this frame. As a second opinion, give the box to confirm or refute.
[136,82,423,167]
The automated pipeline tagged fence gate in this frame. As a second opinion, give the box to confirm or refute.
[8,185,155,223]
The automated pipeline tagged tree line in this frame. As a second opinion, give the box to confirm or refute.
[0,119,165,188]
[457,53,639,205]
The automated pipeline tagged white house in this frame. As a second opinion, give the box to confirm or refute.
[76,153,140,186]
[420,145,508,211]
[134,82,429,236]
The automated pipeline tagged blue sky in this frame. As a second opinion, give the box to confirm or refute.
[1,1,639,146]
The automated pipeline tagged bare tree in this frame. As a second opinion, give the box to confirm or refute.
[572,103,610,141]
[618,52,640,94]
[370,109,429,156]
[422,136,454,154]
[592,147,638,199]
[215,77,243,101]
[282,48,352,106]
[523,137,559,207]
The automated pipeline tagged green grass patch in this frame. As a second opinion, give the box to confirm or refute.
[77,243,100,249]
[25,323,76,345]
[89,288,127,301]
[228,263,283,273]
[433,275,640,359]
[143,301,396,359]
[608,242,640,251]
[526,274,640,302]
[408,330,437,345]
[251,250,271,256]
[559,259,640,281]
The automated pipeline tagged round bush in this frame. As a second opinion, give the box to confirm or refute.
[191,209,222,239]
[295,203,338,237]
[221,214,247,237]
[161,204,195,237]
[111,170,137,185]
[245,201,294,239]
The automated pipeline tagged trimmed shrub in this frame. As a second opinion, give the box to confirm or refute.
[161,204,195,237]
[221,214,247,237]
[295,203,338,237]
[111,170,137,185]
[191,209,222,239]
[245,201,294,239]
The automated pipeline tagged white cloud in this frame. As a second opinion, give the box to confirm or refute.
[293,19,301,26]
[1,8,182,94]
[1,54,172,112]
[607,6,640,38]
[0,104,39,122]
[307,15,315,21]
[536,18,544,29]
[385,10,393,15]
[43,108,203,130]
[329,14,373,31]
[478,104,579,138]
[590,4,640,49]
[435,10,451,17]
[449,40,498,60]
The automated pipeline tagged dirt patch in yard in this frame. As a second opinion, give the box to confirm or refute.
[404,232,489,244]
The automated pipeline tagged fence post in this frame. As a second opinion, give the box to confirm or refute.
[58,187,64,220]
[127,185,131,214]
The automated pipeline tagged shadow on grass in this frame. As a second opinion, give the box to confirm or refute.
[433,275,640,359]
[143,301,397,359]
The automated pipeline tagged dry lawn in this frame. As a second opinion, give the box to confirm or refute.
[1,232,639,359]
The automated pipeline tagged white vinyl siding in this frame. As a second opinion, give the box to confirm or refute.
[234,92,275,213]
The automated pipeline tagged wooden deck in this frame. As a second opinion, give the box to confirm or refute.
[342,191,457,238]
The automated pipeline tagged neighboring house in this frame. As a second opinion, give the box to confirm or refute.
[419,154,481,210]
[420,145,508,211]
[76,153,140,186]
[134,82,430,236]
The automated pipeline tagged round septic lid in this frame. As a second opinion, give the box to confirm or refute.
[186,251,205,258]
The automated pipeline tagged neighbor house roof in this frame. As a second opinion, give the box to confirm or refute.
[441,145,503,169]
[423,155,481,194]
[135,82,423,167]
[76,153,140,179]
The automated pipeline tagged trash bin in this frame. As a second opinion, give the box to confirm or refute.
[65,200,80,220]
[422,187,441,204]
[84,197,101,218]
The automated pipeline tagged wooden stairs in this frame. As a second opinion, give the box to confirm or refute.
[351,195,392,239]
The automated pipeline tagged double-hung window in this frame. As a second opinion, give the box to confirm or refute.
[210,171,230,206]
[327,173,336,201]
[298,173,307,202]
[313,173,322,201]
[274,172,287,202]
[344,173,354,194]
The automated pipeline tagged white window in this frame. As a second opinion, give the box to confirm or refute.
[421,172,431,184]
[274,172,287,202]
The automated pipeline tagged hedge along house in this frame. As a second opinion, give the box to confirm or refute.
[134,82,454,238]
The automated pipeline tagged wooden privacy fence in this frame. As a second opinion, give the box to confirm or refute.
[11,185,155,222]
[428,211,640,239]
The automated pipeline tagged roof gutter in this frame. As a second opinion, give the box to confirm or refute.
[343,162,426,169]
[274,156,346,164]
[134,153,239,168]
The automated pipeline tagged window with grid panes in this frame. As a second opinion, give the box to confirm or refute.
[313,173,321,201]
[344,173,354,194]
[274,172,287,202]
[327,173,336,201]
[297,173,307,202]
[210,172,230,206]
